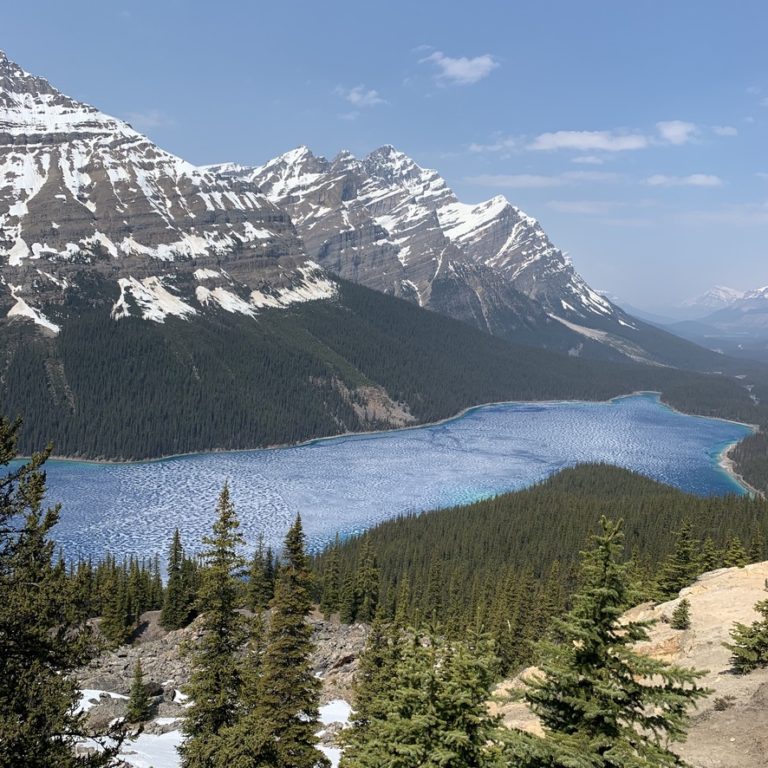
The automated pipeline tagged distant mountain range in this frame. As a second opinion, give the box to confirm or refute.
[655,286,768,362]
[0,50,757,457]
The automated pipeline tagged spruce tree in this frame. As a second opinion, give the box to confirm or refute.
[670,598,691,630]
[320,535,341,619]
[0,417,122,767]
[126,659,152,723]
[355,539,379,623]
[247,534,273,612]
[724,598,768,674]
[656,519,700,599]
[342,629,502,768]
[255,515,328,768]
[520,517,709,768]
[179,483,246,768]
[162,528,193,630]
[722,535,748,567]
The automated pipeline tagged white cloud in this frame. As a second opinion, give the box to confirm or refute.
[656,120,697,145]
[466,171,618,189]
[334,85,386,108]
[528,130,648,152]
[125,109,173,130]
[571,155,606,165]
[420,51,499,85]
[712,125,738,136]
[469,136,516,153]
[756,172,768,180]
[645,174,722,187]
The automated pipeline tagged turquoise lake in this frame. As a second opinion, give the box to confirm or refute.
[29,393,754,561]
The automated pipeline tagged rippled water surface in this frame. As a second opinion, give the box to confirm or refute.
[30,394,753,560]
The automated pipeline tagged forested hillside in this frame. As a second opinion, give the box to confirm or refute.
[0,278,762,459]
[313,464,768,671]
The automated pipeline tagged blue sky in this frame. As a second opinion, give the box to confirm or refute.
[4,0,768,308]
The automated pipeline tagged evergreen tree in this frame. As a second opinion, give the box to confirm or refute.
[247,534,273,612]
[519,517,709,768]
[320,535,341,619]
[670,598,691,630]
[698,536,721,573]
[255,515,328,768]
[99,567,129,646]
[126,659,152,723]
[355,539,379,623]
[342,629,502,768]
[748,524,765,563]
[219,610,277,767]
[339,570,358,624]
[722,535,748,567]
[179,483,246,768]
[656,519,700,599]
[162,528,193,630]
[0,417,122,767]
[724,598,768,674]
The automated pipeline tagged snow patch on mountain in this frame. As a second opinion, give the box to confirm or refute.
[112,277,197,323]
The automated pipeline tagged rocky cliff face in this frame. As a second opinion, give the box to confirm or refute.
[0,51,335,334]
[209,145,653,358]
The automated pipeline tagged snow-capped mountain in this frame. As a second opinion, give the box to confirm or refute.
[209,146,669,361]
[683,286,746,314]
[0,50,335,333]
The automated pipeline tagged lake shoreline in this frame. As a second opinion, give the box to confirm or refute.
[19,392,758,496]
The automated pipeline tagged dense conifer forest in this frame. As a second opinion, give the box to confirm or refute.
[1,278,766,461]
[312,464,768,672]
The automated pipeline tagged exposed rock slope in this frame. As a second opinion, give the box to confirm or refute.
[494,561,768,768]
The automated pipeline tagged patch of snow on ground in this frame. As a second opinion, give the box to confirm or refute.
[319,699,352,726]
[319,745,342,768]
[76,689,128,714]
[119,729,183,768]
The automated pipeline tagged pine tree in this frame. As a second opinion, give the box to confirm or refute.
[179,483,246,768]
[219,610,277,767]
[320,535,341,619]
[0,417,122,766]
[670,598,691,630]
[519,517,709,768]
[748,524,765,563]
[698,535,721,573]
[341,628,502,768]
[255,515,328,768]
[724,598,768,674]
[247,534,273,612]
[126,659,152,723]
[100,566,131,646]
[339,570,358,624]
[355,539,379,623]
[722,535,748,567]
[656,519,700,599]
[161,528,193,630]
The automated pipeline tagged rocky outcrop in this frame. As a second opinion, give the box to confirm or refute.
[493,561,768,768]
[77,609,369,733]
